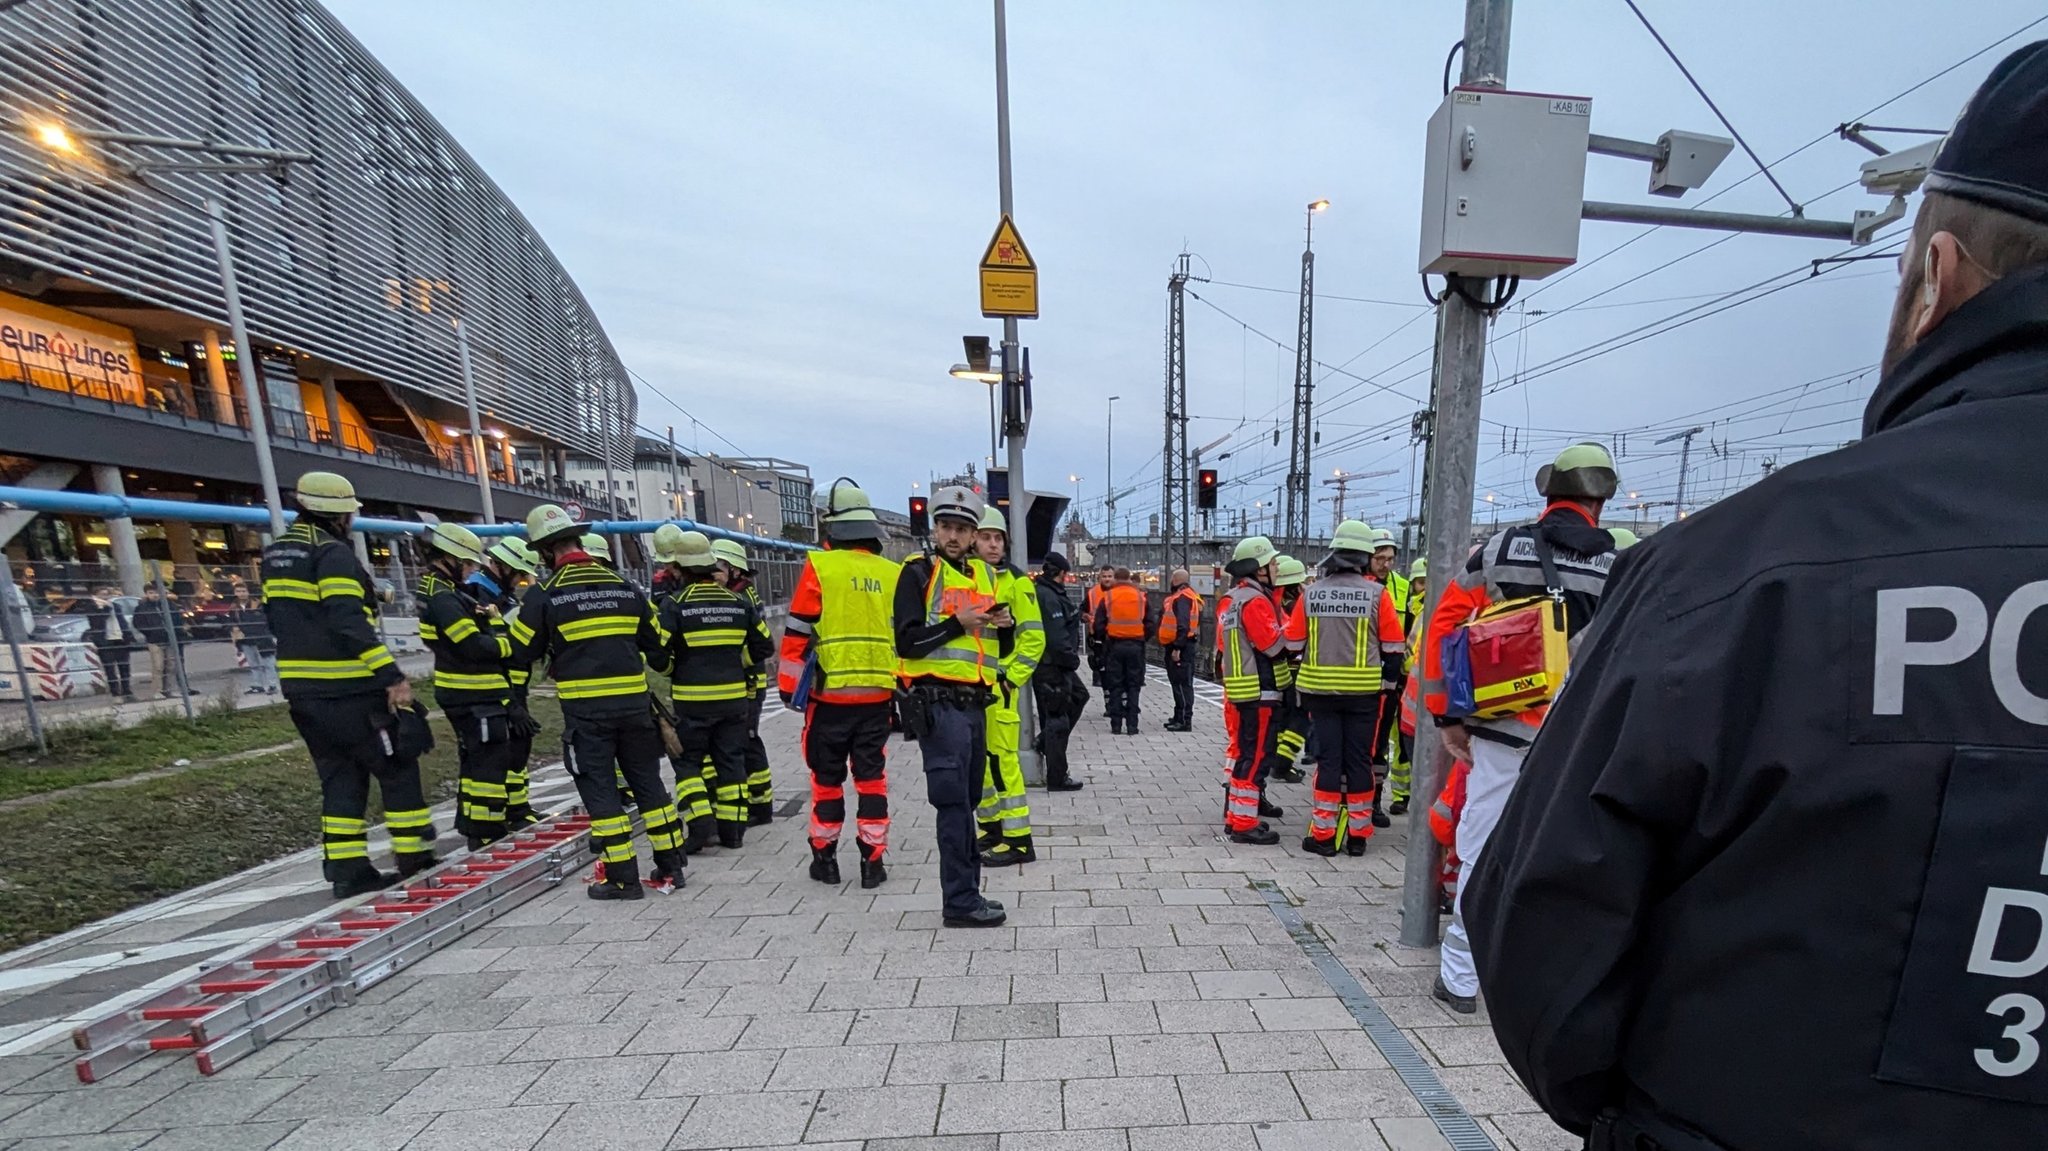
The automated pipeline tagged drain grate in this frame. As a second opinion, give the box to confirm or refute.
[1251,879,1499,1151]
[776,797,806,818]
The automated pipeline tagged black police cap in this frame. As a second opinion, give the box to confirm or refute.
[1924,40,2048,224]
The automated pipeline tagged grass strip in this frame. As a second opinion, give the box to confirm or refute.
[0,693,564,950]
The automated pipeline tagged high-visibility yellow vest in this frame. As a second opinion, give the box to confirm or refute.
[809,548,902,693]
[900,556,998,686]
[1297,572,1390,696]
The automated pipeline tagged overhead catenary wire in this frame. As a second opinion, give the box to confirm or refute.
[1133,17,2047,535]
[1621,0,1802,214]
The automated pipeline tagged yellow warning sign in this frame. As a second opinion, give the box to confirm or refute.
[979,215,1038,318]
[980,215,1035,269]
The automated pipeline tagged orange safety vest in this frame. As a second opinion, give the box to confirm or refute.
[1103,584,1146,639]
[1156,587,1203,644]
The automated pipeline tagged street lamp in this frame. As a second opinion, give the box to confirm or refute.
[950,354,1004,469]
[1105,395,1121,526]
[14,116,313,536]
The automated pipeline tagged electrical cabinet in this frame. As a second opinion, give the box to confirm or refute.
[1419,87,1592,280]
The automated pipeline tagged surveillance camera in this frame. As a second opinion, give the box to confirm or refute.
[1649,130,1734,198]
[1860,137,1944,197]
[962,335,992,374]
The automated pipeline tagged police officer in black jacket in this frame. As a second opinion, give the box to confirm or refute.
[1464,45,2048,1151]
[1031,551,1086,792]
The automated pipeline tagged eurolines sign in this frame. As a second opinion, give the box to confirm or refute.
[0,288,143,400]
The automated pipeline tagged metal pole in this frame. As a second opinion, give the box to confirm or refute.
[1673,428,1701,519]
[667,425,683,519]
[1400,0,1512,951]
[0,551,46,752]
[207,195,287,537]
[1104,395,1117,529]
[601,378,623,540]
[455,320,497,524]
[1284,209,1318,553]
[987,381,999,472]
[151,564,194,722]
[994,0,1039,787]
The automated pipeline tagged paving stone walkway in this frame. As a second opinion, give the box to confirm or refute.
[0,672,1577,1150]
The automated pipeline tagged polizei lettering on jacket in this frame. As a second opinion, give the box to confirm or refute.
[1871,582,2048,726]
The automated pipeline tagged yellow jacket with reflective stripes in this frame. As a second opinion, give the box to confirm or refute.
[658,580,772,709]
[990,563,1045,694]
[507,557,668,718]
[895,553,998,687]
[782,546,901,701]
[730,576,774,694]
[260,521,402,700]
[416,570,512,708]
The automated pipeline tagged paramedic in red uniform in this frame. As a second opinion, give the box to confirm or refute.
[1420,443,1619,1013]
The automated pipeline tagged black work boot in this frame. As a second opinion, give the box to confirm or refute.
[1432,976,1477,1015]
[980,836,1036,867]
[859,845,887,889]
[1388,798,1410,816]
[1047,776,1085,792]
[1345,835,1370,858]
[647,849,686,895]
[329,862,397,900]
[1300,835,1338,857]
[749,802,773,827]
[684,816,716,854]
[809,843,842,885]
[718,820,746,850]
[1228,822,1281,846]
[588,858,645,901]
[395,851,439,879]
[1258,796,1285,820]
[1371,791,1392,829]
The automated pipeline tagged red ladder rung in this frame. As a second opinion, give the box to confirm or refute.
[336,917,406,929]
[251,956,323,970]
[291,936,363,950]
[196,978,273,995]
[147,1035,199,1051]
[371,901,438,913]
[139,1006,214,1021]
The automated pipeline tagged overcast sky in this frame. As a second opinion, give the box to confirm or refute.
[326,0,2044,535]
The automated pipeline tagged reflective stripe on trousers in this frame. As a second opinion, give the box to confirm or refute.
[977,699,1030,837]
[1439,737,1528,998]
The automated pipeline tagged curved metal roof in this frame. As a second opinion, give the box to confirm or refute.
[0,0,635,465]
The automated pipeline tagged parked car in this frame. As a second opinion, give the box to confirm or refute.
[31,596,140,644]
[183,598,238,641]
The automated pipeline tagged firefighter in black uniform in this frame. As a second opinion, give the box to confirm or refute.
[467,537,542,825]
[262,471,435,898]
[416,523,516,849]
[712,537,777,826]
[1465,45,2048,1151]
[660,531,773,851]
[508,503,684,899]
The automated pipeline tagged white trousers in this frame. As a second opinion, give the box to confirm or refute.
[1438,736,1528,998]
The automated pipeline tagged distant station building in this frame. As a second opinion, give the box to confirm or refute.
[0,0,640,592]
